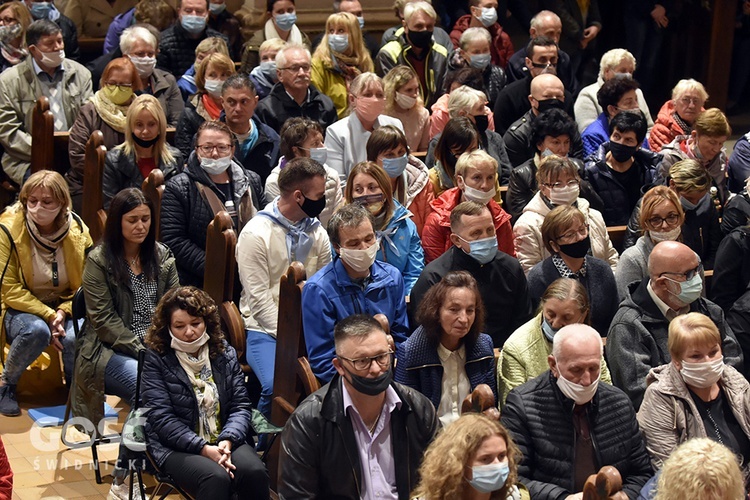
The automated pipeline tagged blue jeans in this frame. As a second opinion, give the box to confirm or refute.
[245,330,275,417]
[2,308,77,385]
[104,352,138,406]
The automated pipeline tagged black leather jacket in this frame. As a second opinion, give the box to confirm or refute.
[279,375,438,499]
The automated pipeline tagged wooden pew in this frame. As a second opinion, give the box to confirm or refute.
[30,97,54,173]
[607,225,628,254]
[81,131,106,242]
[499,185,508,207]
[141,169,165,241]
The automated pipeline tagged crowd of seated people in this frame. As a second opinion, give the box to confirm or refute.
[4,0,750,498]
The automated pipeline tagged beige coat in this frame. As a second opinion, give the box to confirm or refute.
[637,362,750,470]
[64,0,137,37]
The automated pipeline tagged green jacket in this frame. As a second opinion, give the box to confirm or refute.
[71,242,179,425]
[497,313,612,406]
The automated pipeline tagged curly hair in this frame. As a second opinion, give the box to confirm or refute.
[416,271,485,346]
[145,287,225,359]
[412,413,521,499]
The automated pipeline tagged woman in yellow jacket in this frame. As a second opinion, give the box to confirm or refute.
[311,12,374,119]
[0,171,92,416]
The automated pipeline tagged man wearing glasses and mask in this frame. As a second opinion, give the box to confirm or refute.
[608,240,743,410]
[279,314,437,499]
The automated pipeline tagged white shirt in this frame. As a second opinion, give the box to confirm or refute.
[647,279,689,322]
[436,343,471,427]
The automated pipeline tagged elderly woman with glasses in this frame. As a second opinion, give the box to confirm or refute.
[649,79,707,152]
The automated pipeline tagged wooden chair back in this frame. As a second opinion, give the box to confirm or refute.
[582,466,627,500]
[607,225,628,254]
[81,130,106,242]
[30,96,54,173]
[141,169,165,241]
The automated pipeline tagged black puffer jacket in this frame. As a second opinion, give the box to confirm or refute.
[711,226,750,313]
[160,152,265,287]
[503,110,585,168]
[254,82,338,134]
[279,375,438,499]
[142,342,252,468]
[721,190,750,235]
[501,371,653,500]
[174,95,205,161]
[102,145,183,209]
[157,23,227,79]
[424,129,512,185]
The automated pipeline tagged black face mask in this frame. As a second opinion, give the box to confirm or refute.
[343,365,393,396]
[474,114,489,134]
[132,135,159,148]
[536,98,565,114]
[299,194,326,218]
[407,29,433,50]
[558,235,590,259]
[609,141,638,163]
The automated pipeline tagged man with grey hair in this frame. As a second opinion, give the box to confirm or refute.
[608,240,742,409]
[255,43,337,134]
[280,313,437,498]
[302,203,409,383]
[502,323,652,499]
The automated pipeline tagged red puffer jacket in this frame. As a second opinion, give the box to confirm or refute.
[450,15,514,68]
[649,100,704,152]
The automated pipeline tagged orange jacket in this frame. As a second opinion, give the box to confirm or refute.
[649,100,703,153]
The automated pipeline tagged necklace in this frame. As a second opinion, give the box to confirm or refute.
[128,255,139,267]
[368,413,380,434]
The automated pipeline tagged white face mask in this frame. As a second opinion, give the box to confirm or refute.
[169,329,210,353]
[27,203,61,227]
[462,182,496,205]
[394,91,417,110]
[680,357,724,388]
[548,184,580,206]
[204,78,223,98]
[339,240,379,273]
[36,48,64,68]
[200,155,232,175]
[650,225,681,243]
[129,55,156,78]
[555,367,599,405]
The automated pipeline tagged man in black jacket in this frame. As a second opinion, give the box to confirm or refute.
[502,324,653,499]
[279,314,437,499]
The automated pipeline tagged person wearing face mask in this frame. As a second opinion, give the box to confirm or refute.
[103,95,183,209]
[240,0,310,73]
[608,241,743,410]
[142,287,270,500]
[499,278,612,406]
[447,29,507,110]
[395,271,496,426]
[503,73,584,169]
[412,413,523,500]
[280,313,437,498]
[301,203,410,383]
[616,187,685,300]
[649,79,708,153]
[383,65,431,153]
[62,0,135,38]
[237,158,331,419]
[514,155,618,274]
[527,205,618,338]
[161,121,265,288]
[449,0,514,68]
[637,312,750,474]
[174,52,235,161]
[344,161,424,294]
[0,171,92,417]
[423,150,513,263]
[248,38,284,100]
[0,20,91,187]
[265,117,342,226]
[376,1,448,109]
[311,12,374,119]
[0,3,31,73]
[411,202,532,348]
[206,0,241,59]
[502,324,653,499]
[24,0,79,61]
[366,124,432,236]
[583,111,659,226]
[426,117,480,197]
[67,57,143,213]
[324,72,403,183]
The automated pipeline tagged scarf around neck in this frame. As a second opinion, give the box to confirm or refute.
[264,18,303,45]
[257,198,320,264]
[92,91,128,133]
[174,345,221,443]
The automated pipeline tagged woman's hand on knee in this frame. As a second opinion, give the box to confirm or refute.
[217,440,236,477]
[48,310,66,351]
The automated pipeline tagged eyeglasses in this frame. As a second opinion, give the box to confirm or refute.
[678,96,702,106]
[542,180,578,189]
[105,83,133,90]
[338,350,393,371]
[0,17,17,25]
[279,64,311,73]
[197,144,232,155]
[660,263,703,281]
[530,61,557,68]
[648,213,680,228]
[557,224,588,243]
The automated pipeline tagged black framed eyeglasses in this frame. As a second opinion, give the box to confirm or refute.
[648,213,680,228]
[338,350,393,371]
[660,263,703,281]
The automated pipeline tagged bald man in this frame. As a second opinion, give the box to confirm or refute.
[608,241,743,410]
[503,73,584,167]
[502,324,652,499]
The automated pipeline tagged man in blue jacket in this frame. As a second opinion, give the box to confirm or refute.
[302,204,409,383]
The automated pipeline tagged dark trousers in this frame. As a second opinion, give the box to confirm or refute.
[161,443,269,500]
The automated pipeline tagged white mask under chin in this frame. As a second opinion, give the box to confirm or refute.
[555,369,599,405]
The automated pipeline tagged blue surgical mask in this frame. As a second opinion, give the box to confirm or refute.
[181,14,207,35]
[208,2,226,14]
[328,34,349,53]
[308,147,328,165]
[467,462,509,493]
[459,235,497,265]
[29,1,52,19]
[476,6,498,27]
[541,317,557,342]
[667,273,703,304]
[260,60,277,79]
[382,154,408,178]
[275,12,297,31]
[469,53,491,70]
[357,16,365,29]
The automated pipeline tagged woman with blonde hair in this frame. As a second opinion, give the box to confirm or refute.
[383,65,430,152]
[103,94,184,208]
[249,38,285,99]
[311,12,374,119]
[411,413,523,499]
[178,36,231,100]
[175,52,236,160]
[637,312,750,473]
[0,2,31,72]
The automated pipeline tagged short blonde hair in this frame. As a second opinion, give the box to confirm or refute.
[350,72,383,97]
[455,149,497,179]
[448,85,486,119]
[459,27,492,51]
[19,170,72,227]
[259,38,286,57]
[598,48,636,80]
[403,1,436,22]
[668,312,721,361]
[195,36,230,58]
[195,53,235,93]
[694,108,731,138]
[668,159,711,195]
[671,78,708,102]
[655,438,743,500]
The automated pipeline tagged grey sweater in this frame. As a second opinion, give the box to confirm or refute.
[615,235,655,301]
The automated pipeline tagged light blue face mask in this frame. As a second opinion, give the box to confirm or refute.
[181,14,206,35]
[29,1,52,19]
[470,53,491,70]
[275,12,297,31]
[382,154,408,178]
[476,6,498,27]
[541,317,557,342]
[208,2,226,14]
[666,273,703,304]
[328,34,349,53]
[466,462,509,493]
[357,16,365,29]
[260,60,277,79]
[459,235,497,265]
